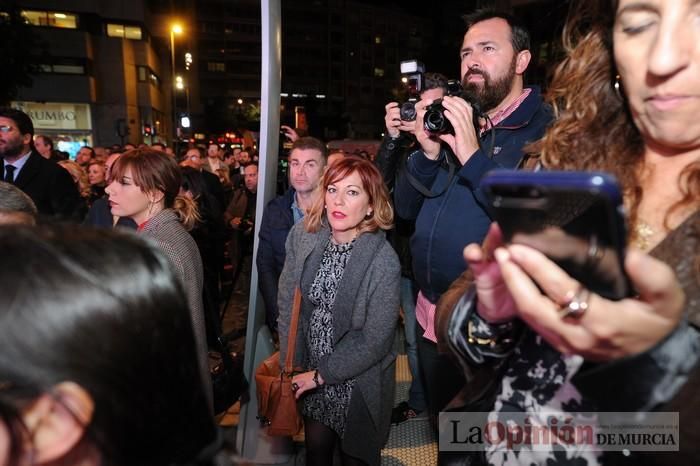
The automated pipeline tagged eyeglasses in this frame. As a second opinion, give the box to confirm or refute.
[0,125,16,134]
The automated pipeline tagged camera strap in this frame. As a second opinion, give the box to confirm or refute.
[404,150,457,199]
[480,114,496,160]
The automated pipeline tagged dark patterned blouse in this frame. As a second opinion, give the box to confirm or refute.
[302,238,357,437]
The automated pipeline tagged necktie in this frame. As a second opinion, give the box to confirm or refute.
[4,164,16,183]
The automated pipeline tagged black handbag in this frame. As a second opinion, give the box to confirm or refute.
[209,335,247,415]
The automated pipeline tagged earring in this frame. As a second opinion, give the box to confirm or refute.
[613,74,623,100]
[365,210,373,219]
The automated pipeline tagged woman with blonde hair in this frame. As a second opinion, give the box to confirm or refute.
[87,159,107,205]
[277,156,400,466]
[57,160,90,219]
[58,160,91,199]
[106,148,211,407]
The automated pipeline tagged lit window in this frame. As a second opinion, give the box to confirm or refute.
[374,68,384,77]
[137,66,147,82]
[38,63,85,75]
[124,26,142,40]
[207,62,226,72]
[107,23,142,40]
[22,10,77,29]
[52,64,84,74]
[375,36,382,44]
[149,72,161,88]
[107,24,124,37]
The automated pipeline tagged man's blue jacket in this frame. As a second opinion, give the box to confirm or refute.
[256,188,296,331]
[394,87,552,304]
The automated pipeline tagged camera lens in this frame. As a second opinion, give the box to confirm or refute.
[400,101,417,121]
[424,110,445,132]
[424,102,453,135]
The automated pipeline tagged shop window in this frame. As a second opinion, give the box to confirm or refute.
[22,10,78,29]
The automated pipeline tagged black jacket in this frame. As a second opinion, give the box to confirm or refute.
[374,133,417,278]
[8,150,83,222]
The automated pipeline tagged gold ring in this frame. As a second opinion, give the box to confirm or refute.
[557,286,590,319]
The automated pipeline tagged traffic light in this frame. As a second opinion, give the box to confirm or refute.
[143,123,153,136]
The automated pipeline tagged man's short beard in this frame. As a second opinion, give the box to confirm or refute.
[0,139,26,158]
[461,54,517,113]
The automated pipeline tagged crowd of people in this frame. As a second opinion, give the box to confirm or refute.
[0,0,698,464]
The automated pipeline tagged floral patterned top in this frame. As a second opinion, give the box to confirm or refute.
[301,238,356,437]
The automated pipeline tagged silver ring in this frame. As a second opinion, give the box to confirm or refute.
[557,286,590,319]
[291,382,300,393]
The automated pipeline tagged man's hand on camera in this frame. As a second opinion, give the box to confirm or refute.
[384,102,402,138]
[414,98,441,160]
[385,102,416,139]
[438,96,480,166]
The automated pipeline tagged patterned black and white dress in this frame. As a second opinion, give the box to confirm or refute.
[302,238,356,437]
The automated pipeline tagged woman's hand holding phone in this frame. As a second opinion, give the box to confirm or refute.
[464,223,519,324]
[485,240,685,361]
[466,171,685,361]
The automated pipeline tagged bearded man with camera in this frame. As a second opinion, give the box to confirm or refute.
[391,9,552,427]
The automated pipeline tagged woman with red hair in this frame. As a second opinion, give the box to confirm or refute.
[277,156,400,466]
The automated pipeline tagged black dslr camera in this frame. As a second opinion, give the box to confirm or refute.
[424,80,482,136]
[398,60,425,121]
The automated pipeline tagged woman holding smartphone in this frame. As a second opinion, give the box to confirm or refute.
[277,156,400,466]
[438,0,699,464]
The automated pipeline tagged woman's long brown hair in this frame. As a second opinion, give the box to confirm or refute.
[531,0,699,240]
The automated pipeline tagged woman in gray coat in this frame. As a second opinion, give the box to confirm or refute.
[106,148,212,408]
[277,156,400,466]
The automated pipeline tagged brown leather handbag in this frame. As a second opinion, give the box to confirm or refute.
[254,287,303,436]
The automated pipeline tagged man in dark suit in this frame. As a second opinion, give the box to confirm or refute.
[182,146,226,211]
[0,107,82,222]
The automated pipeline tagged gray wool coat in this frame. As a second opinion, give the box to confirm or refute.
[277,222,400,466]
[140,209,213,409]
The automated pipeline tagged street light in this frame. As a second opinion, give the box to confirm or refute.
[184,52,193,125]
[170,23,183,148]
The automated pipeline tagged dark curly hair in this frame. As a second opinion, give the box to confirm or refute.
[531,0,699,242]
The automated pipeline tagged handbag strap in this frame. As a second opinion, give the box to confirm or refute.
[283,287,302,373]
